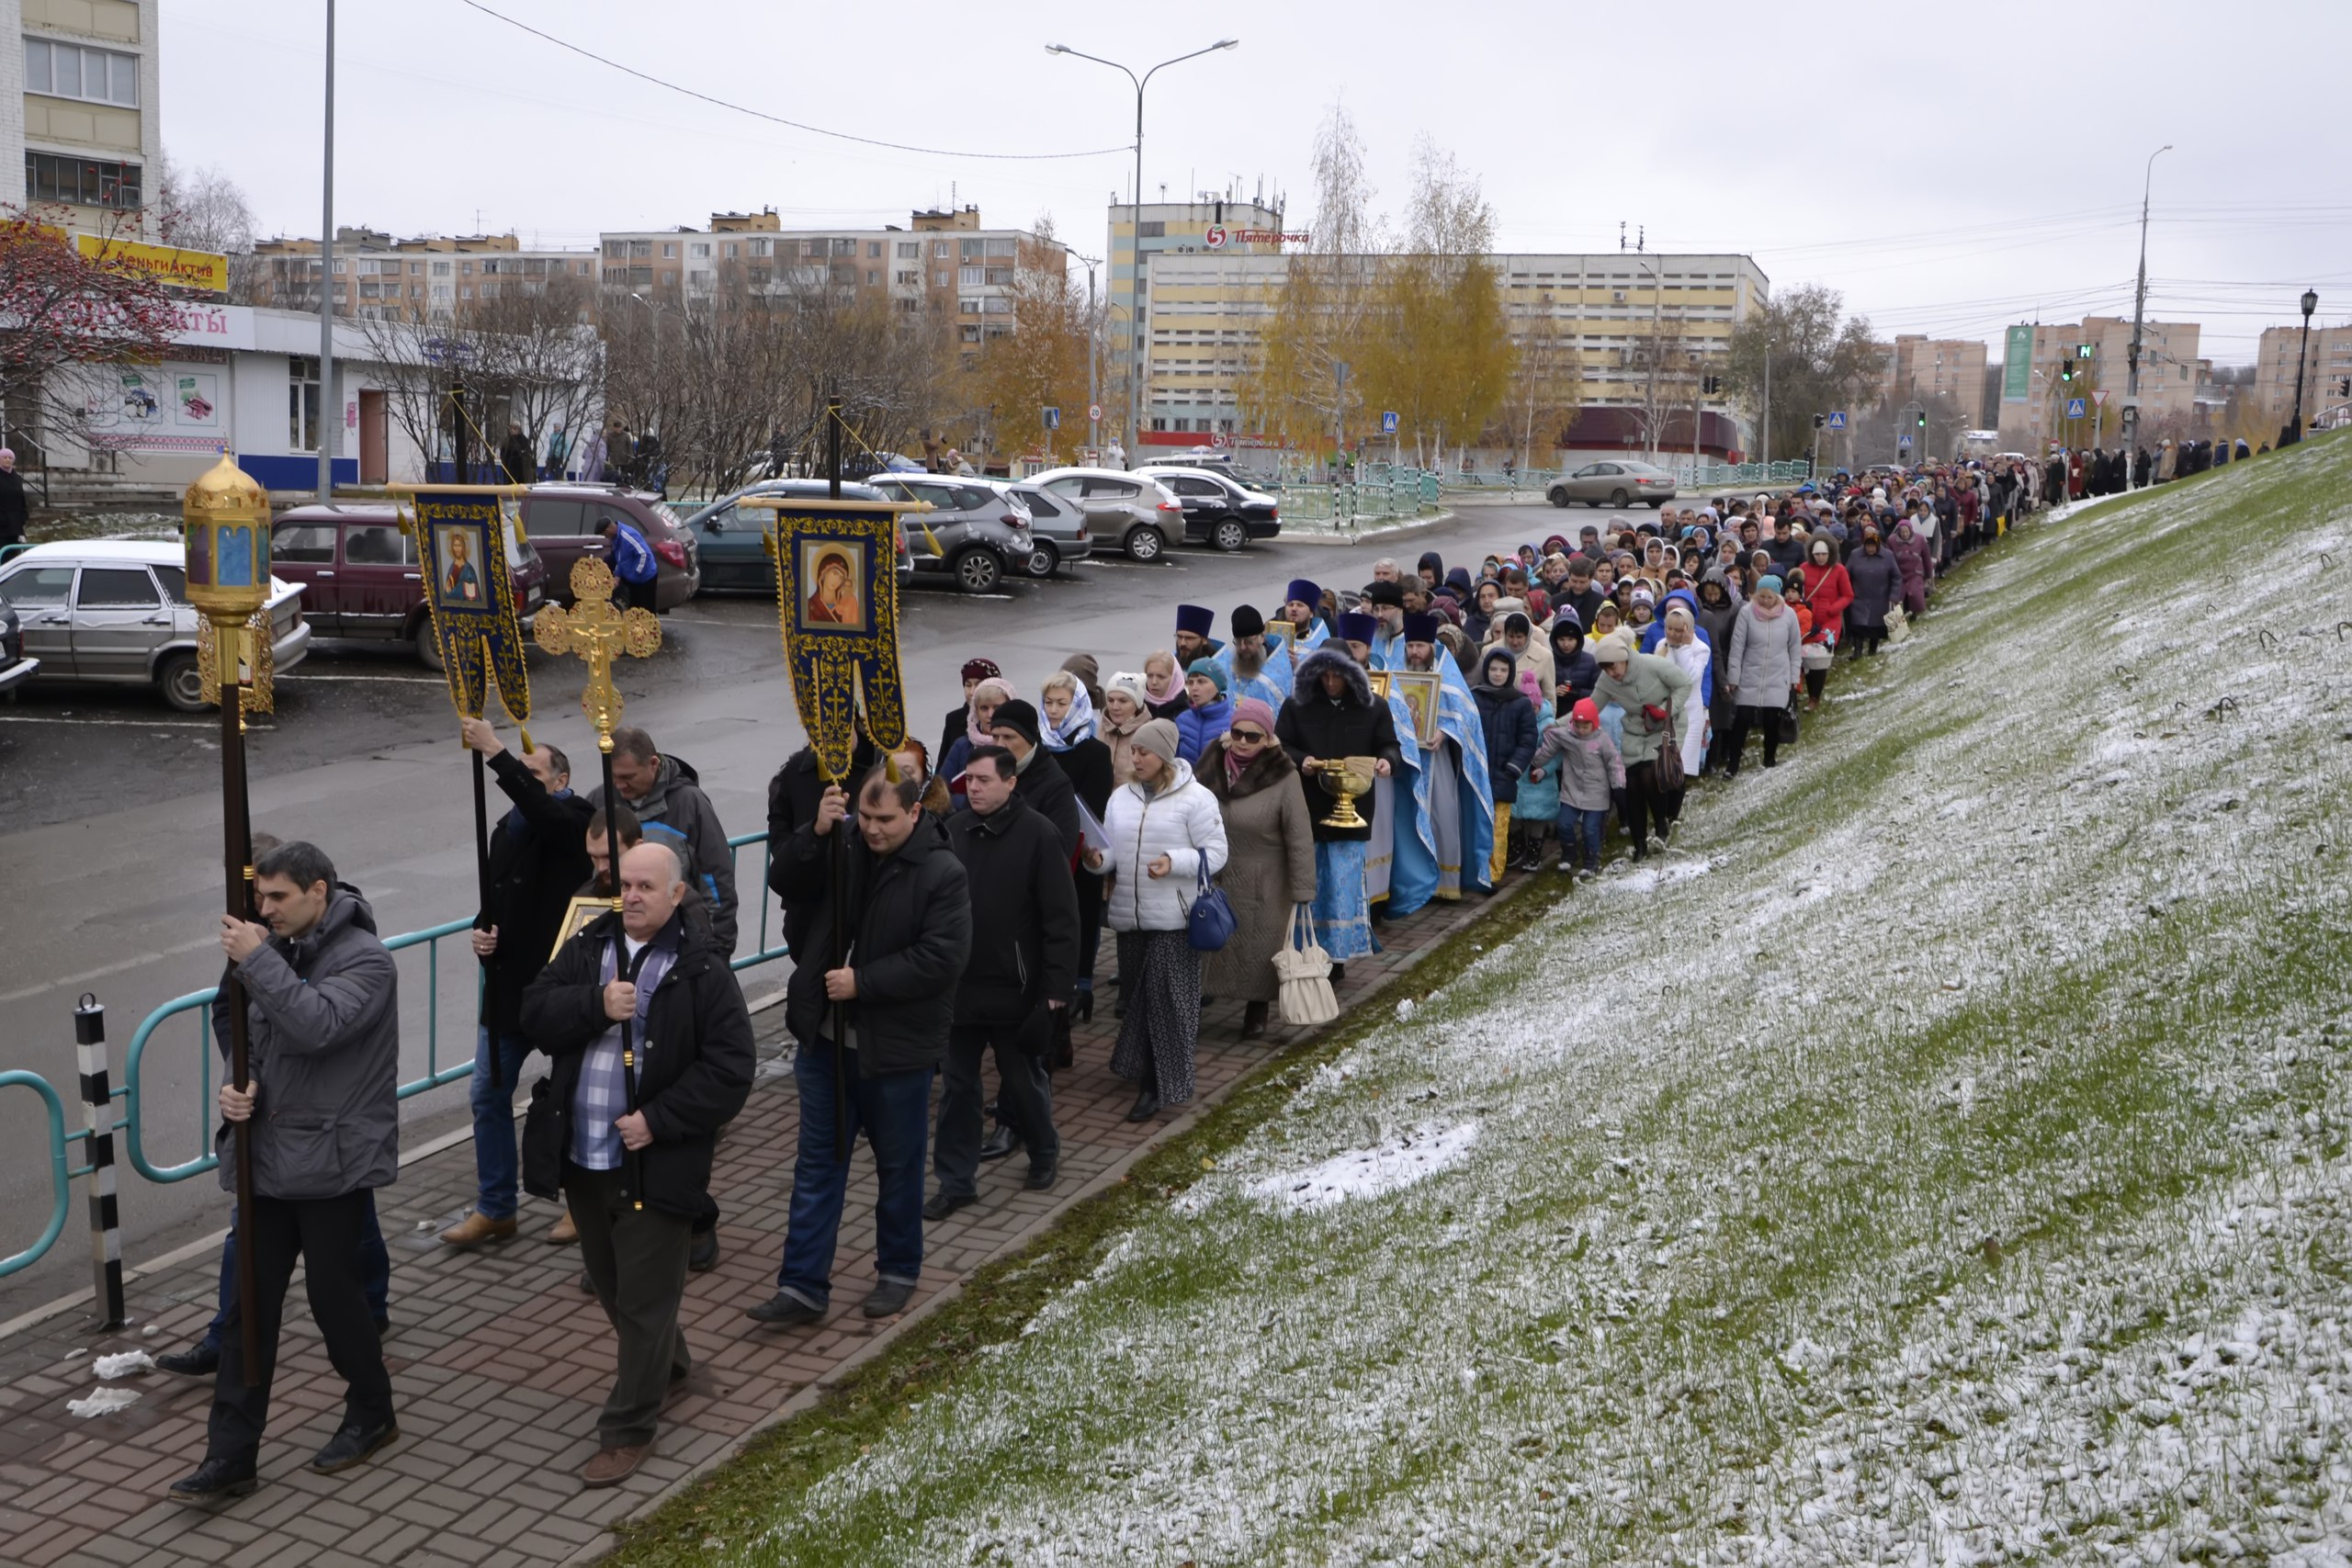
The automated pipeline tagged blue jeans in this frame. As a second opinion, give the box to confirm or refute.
[1561,807,1607,869]
[775,1040,933,1310]
[469,1028,536,1219]
[204,1191,388,1350]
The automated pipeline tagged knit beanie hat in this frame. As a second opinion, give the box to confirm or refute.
[1186,658,1227,695]
[1592,629,1638,665]
[1105,671,1151,712]
[1132,718,1181,766]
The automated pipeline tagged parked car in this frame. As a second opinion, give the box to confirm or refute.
[270,502,547,670]
[516,483,702,609]
[864,474,1033,594]
[1024,468,1187,563]
[1002,481,1093,577]
[0,591,36,699]
[1545,460,1679,509]
[0,540,311,712]
[684,479,905,593]
[1134,465,1282,550]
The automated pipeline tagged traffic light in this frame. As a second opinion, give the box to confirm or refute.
[1702,375,1722,395]
[1917,412,1928,428]
[1813,412,1827,429]
[2338,377,2351,398]
[2059,361,2075,383]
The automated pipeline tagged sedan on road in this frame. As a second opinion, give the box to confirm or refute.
[0,539,312,711]
[0,591,36,698]
[1024,468,1186,563]
[1134,465,1282,550]
[1545,460,1678,509]
[684,479,901,593]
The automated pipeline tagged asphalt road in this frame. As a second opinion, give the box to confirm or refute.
[0,504,1567,1319]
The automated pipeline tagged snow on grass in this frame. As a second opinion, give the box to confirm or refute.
[733,438,2352,1565]
[1246,1122,1483,1213]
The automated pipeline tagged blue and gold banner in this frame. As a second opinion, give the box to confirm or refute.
[404,491,532,722]
[760,503,907,782]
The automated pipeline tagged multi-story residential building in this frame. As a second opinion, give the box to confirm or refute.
[1136,245,1768,457]
[6,0,161,239]
[2253,321,2352,431]
[598,206,1067,364]
[1102,196,1288,440]
[1872,335,1991,421]
[249,229,598,321]
[1996,315,2202,448]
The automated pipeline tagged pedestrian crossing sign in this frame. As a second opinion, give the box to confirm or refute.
[1826,411,1847,430]
[2065,397,2086,419]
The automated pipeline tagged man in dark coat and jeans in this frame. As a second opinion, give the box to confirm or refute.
[173,842,401,1503]
[442,717,593,1248]
[522,841,753,1487]
[928,746,1076,1218]
[748,765,969,1328]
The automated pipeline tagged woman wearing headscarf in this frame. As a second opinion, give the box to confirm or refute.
[1043,669,1114,1021]
[1101,671,1152,787]
[1085,718,1228,1121]
[1657,601,1713,792]
[1887,518,1933,617]
[1842,526,1901,657]
[943,675,1013,802]
[1722,576,1804,775]
[1141,649,1188,721]
[1196,699,1316,1038]
[941,657,1001,765]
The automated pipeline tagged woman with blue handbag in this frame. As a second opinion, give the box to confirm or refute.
[1085,718,1229,1122]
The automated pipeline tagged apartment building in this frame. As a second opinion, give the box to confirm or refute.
[1996,316,2203,448]
[1102,197,1287,431]
[2253,321,2352,430]
[1136,246,1768,452]
[6,0,161,238]
[250,229,598,321]
[1872,335,1990,420]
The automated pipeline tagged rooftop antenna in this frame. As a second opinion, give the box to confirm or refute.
[1637,225,1645,254]
[1619,220,1626,252]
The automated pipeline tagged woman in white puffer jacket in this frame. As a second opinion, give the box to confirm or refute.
[1086,717,1228,1122]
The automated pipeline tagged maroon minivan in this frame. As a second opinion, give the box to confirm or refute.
[270,502,548,670]
[514,483,701,609]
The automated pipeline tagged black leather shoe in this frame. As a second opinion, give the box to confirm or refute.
[1126,1089,1160,1122]
[309,1417,398,1474]
[1023,1162,1059,1191]
[744,1291,824,1327]
[862,1279,915,1319]
[922,1191,976,1222]
[978,1124,1020,1162]
[1329,963,1346,985]
[1073,989,1094,1022]
[689,1230,719,1272]
[157,1342,220,1377]
[169,1452,257,1503]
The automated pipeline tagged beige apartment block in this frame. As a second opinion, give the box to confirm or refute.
[6,0,161,238]
[1873,335,1988,417]
[251,229,598,321]
[2253,321,2352,429]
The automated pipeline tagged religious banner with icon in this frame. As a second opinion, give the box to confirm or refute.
[400,490,532,723]
[748,500,910,781]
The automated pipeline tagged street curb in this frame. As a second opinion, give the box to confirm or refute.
[1282,510,1459,547]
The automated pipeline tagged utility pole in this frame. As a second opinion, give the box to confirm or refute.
[1084,256,1100,456]
[1761,339,1772,469]
[2121,144,2170,475]
[316,0,336,500]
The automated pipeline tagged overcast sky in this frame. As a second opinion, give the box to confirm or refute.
[164,0,2350,365]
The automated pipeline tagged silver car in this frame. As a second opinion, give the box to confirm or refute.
[1024,468,1186,563]
[0,539,313,712]
[1545,459,1679,510]
[1003,481,1094,577]
[865,475,1035,595]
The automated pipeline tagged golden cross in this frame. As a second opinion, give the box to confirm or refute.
[533,557,662,743]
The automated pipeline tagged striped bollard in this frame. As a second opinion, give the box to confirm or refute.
[75,994,125,1329]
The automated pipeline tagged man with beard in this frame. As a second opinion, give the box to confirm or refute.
[1274,621,1400,980]
[1173,604,1221,667]
[1386,613,1496,912]
[1362,579,1409,670]
[1210,603,1287,710]
[1281,579,1332,648]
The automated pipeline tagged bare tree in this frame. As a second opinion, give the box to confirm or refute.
[153,152,259,300]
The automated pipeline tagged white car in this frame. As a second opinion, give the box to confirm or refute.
[0,539,313,713]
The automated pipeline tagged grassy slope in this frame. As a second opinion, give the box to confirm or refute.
[637,436,2352,1565]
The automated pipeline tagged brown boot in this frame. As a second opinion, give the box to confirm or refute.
[1241,1001,1269,1038]
[580,1442,651,1489]
[546,1208,578,1246]
[438,1211,517,1248]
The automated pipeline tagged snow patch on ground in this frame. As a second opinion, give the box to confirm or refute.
[1245,1122,1481,1212]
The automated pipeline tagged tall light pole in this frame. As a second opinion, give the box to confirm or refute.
[317,0,336,500]
[1046,38,1239,467]
[2290,288,2319,445]
[2121,143,2169,479]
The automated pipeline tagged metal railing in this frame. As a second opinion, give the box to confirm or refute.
[1,831,791,1280]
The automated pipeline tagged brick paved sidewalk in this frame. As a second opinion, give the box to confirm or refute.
[0,890,1496,1568]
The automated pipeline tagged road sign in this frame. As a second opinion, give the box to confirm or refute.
[1087,402,1102,423]
[1042,406,1060,431]
[1381,410,1399,434]
[1826,411,1847,430]
[2064,397,2086,419]
[1898,434,1913,450]
[2092,389,2109,408]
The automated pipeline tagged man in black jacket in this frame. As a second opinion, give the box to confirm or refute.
[499,422,537,484]
[928,747,1076,1217]
[520,841,752,1488]
[764,736,878,959]
[748,766,969,1328]
[984,698,1081,862]
[444,718,593,1249]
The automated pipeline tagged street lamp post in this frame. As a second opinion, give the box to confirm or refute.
[2290,288,2319,446]
[1046,37,1239,467]
[2121,144,2170,478]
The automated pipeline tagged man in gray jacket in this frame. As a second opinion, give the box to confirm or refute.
[173,841,401,1503]
[592,726,739,956]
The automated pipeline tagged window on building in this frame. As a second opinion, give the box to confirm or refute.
[288,356,321,453]
[750,238,769,257]
[866,241,882,258]
[933,270,949,288]
[986,238,1016,258]
[895,270,919,286]
[830,238,854,256]
[866,269,878,285]
[629,240,650,258]
[1149,417,1168,432]
[960,324,980,343]
[985,267,1012,287]
[1138,221,1165,238]
[983,297,1012,314]
[933,241,950,259]
[958,298,981,315]
[661,243,677,258]
[23,38,138,106]
[24,152,141,209]
[959,265,984,288]
[898,242,919,259]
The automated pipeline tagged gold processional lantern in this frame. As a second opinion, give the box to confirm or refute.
[183,452,276,716]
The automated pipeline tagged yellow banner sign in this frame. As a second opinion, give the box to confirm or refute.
[74,233,229,291]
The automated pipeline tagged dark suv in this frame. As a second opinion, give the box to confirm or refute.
[517,483,702,609]
[271,502,549,670]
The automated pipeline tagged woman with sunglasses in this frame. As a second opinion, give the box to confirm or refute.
[1195,699,1317,1039]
